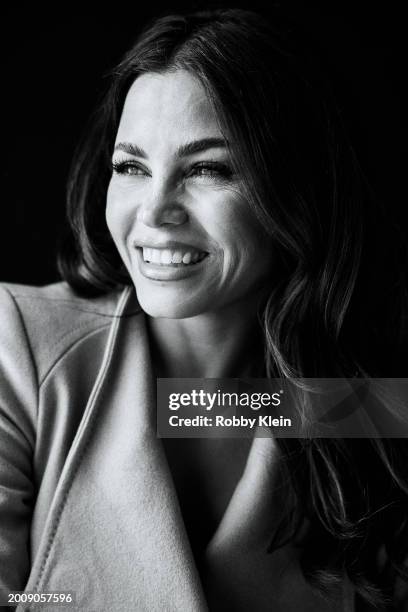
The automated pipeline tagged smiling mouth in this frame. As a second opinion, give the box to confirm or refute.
[140,247,208,266]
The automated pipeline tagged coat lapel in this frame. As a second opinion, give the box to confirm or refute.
[23,287,208,611]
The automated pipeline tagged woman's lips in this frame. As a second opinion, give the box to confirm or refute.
[134,247,210,281]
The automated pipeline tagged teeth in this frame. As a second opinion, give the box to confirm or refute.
[161,250,172,265]
[142,247,207,266]
[151,249,161,264]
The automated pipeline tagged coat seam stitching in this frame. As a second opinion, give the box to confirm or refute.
[39,324,112,388]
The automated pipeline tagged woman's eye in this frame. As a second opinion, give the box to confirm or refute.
[188,163,233,181]
[111,160,149,177]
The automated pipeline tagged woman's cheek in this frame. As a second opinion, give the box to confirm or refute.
[105,180,119,232]
[106,184,131,240]
[105,199,131,270]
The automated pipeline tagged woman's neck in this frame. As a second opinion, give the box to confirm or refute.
[147,300,264,379]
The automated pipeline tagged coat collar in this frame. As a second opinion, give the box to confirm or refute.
[24,287,208,611]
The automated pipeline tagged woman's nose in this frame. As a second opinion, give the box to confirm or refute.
[139,186,188,228]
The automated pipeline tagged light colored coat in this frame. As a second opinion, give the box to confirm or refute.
[0,282,358,611]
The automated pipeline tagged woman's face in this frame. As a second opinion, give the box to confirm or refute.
[106,70,273,318]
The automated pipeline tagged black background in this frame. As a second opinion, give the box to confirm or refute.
[0,1,405,286]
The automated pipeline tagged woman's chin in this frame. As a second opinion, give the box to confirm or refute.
[135,292,206,319]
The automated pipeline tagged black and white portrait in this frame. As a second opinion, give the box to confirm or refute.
[1,3,407,611]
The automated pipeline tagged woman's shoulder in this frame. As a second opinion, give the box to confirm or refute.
[0,281,125,386]
[0,280,122,334]
[0,280,121,314]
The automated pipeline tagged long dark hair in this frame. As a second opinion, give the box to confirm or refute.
[58,9,408,608]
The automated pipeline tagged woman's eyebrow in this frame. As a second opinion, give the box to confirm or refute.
[114,142,147,157]
[177,137,227,157]
[113,137,227,159]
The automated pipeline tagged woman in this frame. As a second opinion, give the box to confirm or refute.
[1,8,407,611]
